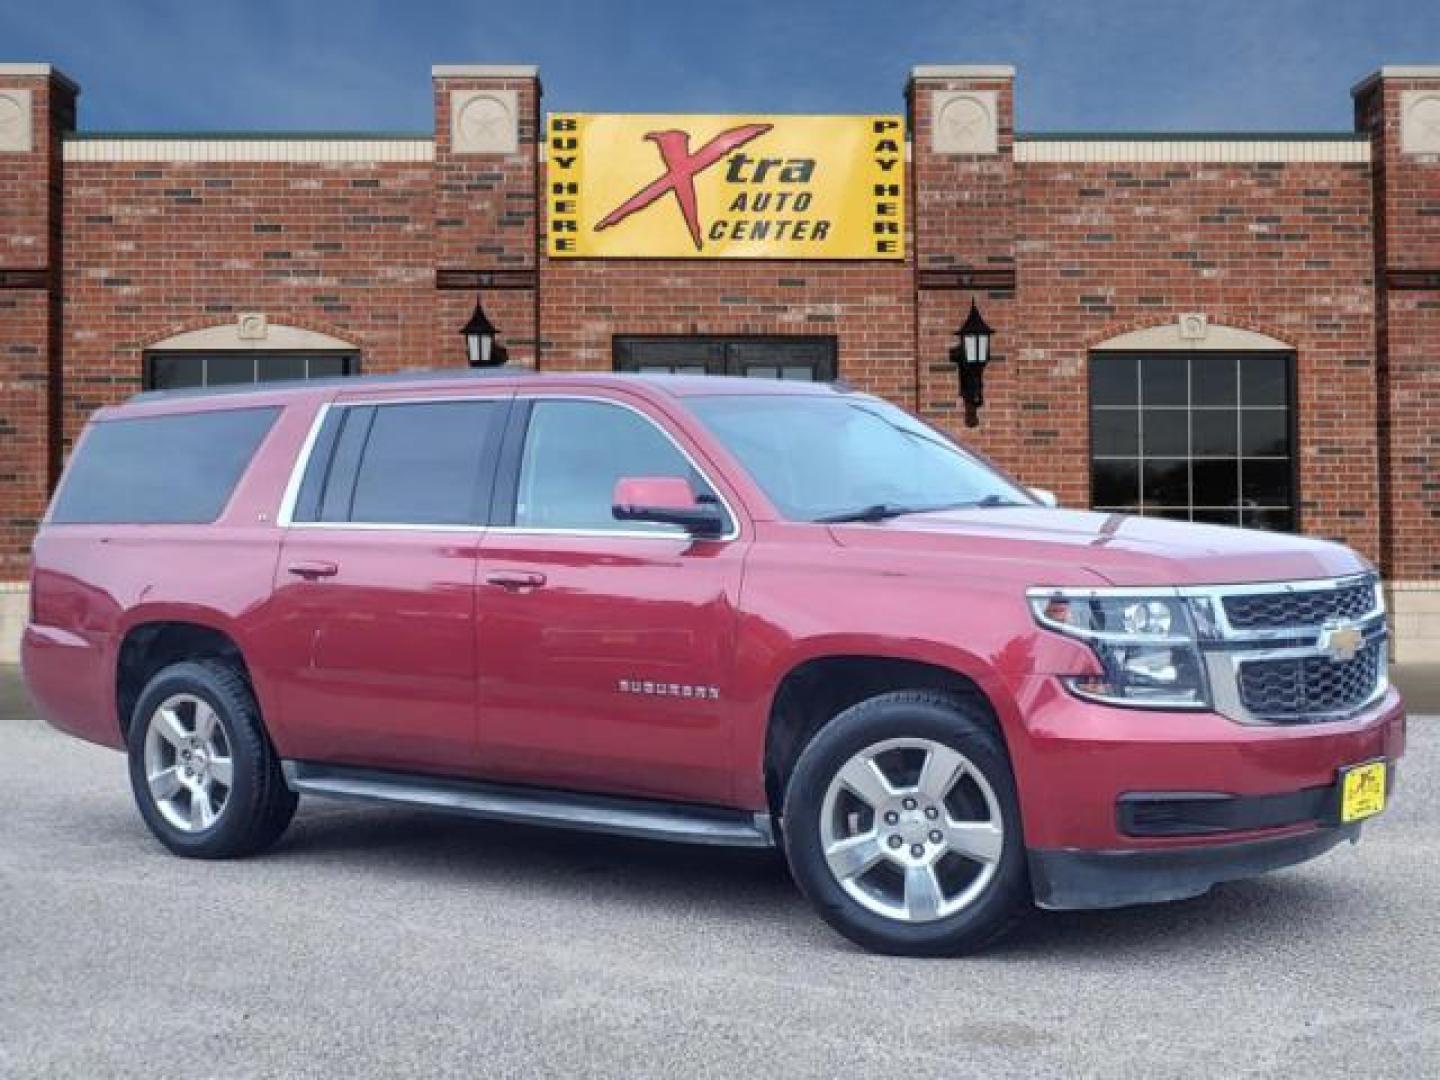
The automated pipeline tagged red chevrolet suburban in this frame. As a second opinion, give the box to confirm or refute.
[22,370,1404,955]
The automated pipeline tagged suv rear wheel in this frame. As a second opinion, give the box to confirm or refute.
[782,690,1028,955]
[126,659,297,858]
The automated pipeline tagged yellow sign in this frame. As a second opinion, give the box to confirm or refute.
[547,113,905,259]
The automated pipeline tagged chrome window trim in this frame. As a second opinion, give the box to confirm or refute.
[276,394,510,531]
[488,392,742,543]
[275,391,743,541]
[275,402,332,528]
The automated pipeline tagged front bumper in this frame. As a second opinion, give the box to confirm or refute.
[1008,676,1406,851]
[1029,823,1361,910]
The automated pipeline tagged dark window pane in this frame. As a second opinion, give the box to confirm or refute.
[207,354,255,386]
[1091,410,1139,457]
[1194,508,1242,526]
[1090,355,1138,407]
[1140,356,1187,406]
[1091,459,1139,508]
[316,407,373,523]
[1191,410,1238,458]
[1141,409,1189,457]
[745,366,779,379]
[1142,459,1189,507]
[1242,507,1295,531]
[1193,459,1240,507]
[1191,356,1237,407]
[1090,350,1292,525]
[517,401,717,531]
[258,355,308,382]
[52,408,278,524]
[1150,508,1192,522]
[307,355,352,378]
[729,339,829,374]
[146,355,204,390]
[1241,459,1291,505]
[349,402,500,525]
[1241,410,1290,457]
[617,339,724,373]
[1240,354,1289,407]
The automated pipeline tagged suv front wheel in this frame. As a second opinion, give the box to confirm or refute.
[782,690,1029,955]
[127,659,297,858]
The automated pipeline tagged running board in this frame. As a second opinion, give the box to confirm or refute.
[281,761,775,849]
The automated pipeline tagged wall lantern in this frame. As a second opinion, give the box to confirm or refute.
[460,294,508,367]
[949,299,994,428]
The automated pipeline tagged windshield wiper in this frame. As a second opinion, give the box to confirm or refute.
[816,495,1025,523]
[952,494,1027,509]
[815,503,921,524]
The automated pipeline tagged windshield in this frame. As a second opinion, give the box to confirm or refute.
[689,394,1034,522]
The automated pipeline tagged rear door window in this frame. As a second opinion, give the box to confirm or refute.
[50,407,279,524]
[294,399,506,526]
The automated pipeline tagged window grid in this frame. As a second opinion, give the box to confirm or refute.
[1089,352,1295,531]
[143,352,359,390]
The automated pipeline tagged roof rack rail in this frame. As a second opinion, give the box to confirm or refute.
[126,365,520,404]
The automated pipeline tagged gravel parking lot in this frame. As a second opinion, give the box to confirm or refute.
[2,668,1436,1079]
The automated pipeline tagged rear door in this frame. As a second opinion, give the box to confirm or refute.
[474,393,749,805]
[266,394,510,774]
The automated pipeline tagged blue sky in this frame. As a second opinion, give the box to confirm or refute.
[3,0,1436,133]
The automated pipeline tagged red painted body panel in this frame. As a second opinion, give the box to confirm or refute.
[21,372,1408,859]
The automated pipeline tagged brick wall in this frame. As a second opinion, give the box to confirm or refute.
[0,69,73,579]
[60,156,436,447]
[1011,156,1378,559]
[1356,72,1440,582]
[1,60,1436,601]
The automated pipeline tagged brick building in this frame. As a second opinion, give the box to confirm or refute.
[1,61,1437,660]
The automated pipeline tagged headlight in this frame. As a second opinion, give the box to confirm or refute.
[1027,589,1211,709]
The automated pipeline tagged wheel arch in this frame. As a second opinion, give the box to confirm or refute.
[760,648,1020,824]
[115,613,258,740]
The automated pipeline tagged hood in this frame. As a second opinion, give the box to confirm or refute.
[827,507,1368,588]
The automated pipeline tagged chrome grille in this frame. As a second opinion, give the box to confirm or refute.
[1222,577,1377,630]
[1237,639,1384,720]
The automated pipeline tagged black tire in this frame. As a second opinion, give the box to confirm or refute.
[126,659,297,858]
[782,690,1029,956]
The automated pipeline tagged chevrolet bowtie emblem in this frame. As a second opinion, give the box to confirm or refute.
[1317,622,1364,663]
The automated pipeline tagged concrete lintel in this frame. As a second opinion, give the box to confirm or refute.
[431,65,539,80]
[1351,65,1440,96]
[910,64,1015,81]
[0,63,79,93]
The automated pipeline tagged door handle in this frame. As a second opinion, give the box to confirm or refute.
[286,560,339,580]
[485,570,547,591]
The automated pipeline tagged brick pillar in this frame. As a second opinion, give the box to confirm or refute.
[907,66,1028,481]
[430,65,541,368]
[0,64,75,585]
[1354,66,1440,661]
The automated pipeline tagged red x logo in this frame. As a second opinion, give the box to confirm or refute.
[595,123,773,251]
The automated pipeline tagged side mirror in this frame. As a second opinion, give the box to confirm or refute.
[1029,487,1058,508]
[612,476,727,538]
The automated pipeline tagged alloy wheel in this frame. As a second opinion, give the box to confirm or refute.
[819,736,1004,923]
[142,693,234,833]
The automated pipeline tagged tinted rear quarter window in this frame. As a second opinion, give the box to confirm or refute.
[294,399,505,526]
[50,407,279,524]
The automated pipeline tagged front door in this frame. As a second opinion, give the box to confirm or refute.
[475,394,748,806]
[265,395,509,774]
